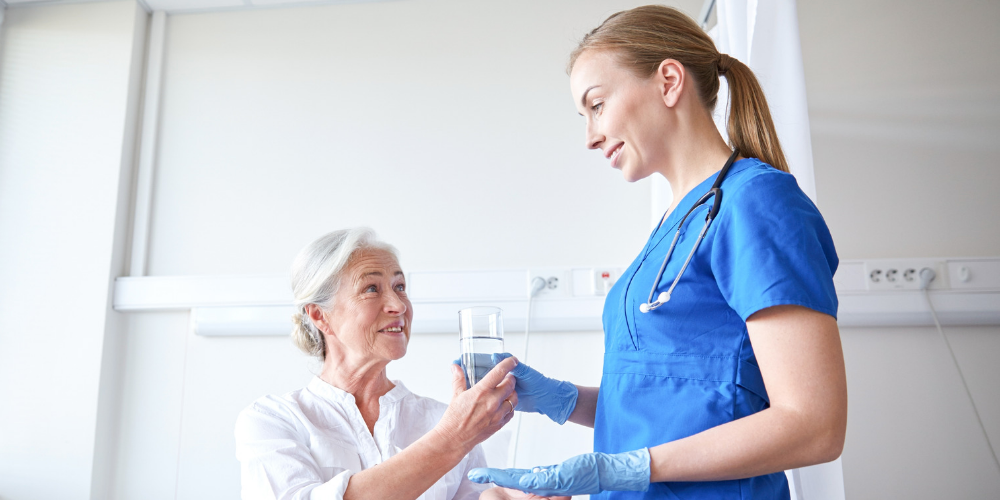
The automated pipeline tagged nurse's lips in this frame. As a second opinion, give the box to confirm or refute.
[606,143,624,168]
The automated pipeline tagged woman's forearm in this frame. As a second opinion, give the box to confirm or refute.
[566,386,599,428]
[343,428,468,500]
[648,403,844,482]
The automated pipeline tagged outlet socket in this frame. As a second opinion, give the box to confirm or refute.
[527,269,570,297]
[864,259,948,291]
[593,268,620,296]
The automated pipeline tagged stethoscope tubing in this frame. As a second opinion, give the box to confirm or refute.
[641,149,740,313]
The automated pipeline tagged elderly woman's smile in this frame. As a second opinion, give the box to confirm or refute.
[380,324,405,334]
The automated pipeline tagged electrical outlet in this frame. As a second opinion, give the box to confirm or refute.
[569,268,623,296]
[864,259,948,291]
[527,269,570,297]
[593,268,620,296]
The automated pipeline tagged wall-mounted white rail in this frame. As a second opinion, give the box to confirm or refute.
[112,258,1000,336]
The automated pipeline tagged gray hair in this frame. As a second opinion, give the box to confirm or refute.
[290,227,398,359]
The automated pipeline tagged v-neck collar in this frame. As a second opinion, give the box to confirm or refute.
[642,158,757,260]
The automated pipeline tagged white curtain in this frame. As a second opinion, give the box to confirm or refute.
[711,0,817,200]
[651,0,819,229]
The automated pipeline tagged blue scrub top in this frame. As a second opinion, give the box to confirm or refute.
[594,158,838,500]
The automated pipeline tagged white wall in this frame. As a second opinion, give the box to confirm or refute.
[840,326,1000,498]
[799,0,1000,497]
[0,2,146,499]
[802,0,1000,258]
[145,0,670,276]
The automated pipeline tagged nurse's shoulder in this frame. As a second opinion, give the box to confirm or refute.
[721,157,817,212]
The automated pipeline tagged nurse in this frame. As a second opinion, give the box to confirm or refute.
[468,5,847,499]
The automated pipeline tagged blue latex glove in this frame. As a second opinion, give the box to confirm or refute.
[467,448,651,496]
[454,353,578,424]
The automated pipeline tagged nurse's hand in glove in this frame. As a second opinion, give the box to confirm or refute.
[478,487,569,500]
[455,353,579,424]
[467,448,651,497]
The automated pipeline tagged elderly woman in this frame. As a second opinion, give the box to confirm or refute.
[235,228,541,500]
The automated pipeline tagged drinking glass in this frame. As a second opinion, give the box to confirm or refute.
[458,306,504,388]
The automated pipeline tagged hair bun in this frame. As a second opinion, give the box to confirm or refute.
[291,309,324,358]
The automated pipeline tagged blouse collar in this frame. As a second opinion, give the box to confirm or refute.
[307,376,412,405]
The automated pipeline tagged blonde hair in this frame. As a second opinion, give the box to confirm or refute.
[569,5,789,173]
[290,228,398,359]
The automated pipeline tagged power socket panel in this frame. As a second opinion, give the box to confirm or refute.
[864,259,948,291]
[527,268,571,298]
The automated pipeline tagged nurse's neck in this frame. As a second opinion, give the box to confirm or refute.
[657,106,738,222]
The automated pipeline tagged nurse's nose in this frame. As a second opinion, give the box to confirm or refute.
[585,121,604,150]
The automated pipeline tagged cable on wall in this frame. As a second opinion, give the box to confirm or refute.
[507,276,546,468]
[920,268,1000,476]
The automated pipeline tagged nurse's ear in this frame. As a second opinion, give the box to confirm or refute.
[654,58,686,109]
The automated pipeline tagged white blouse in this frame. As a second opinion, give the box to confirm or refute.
[235,377,489,500]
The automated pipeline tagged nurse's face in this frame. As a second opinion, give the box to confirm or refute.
[570,50,673,182]
[320,249,412,364]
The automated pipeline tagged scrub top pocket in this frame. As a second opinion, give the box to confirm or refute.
[604,262,640,352]
[625,296,641,350]
[735,358,771,418]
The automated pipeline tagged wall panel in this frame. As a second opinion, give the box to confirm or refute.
[0,2,145,499]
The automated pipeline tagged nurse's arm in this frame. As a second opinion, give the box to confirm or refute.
[566,386,600,428]
[647,304,848,482]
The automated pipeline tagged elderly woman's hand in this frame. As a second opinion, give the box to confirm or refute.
[434,355,519,453]
[478,487,571,500]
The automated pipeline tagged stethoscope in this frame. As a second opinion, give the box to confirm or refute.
[639,149,740,313]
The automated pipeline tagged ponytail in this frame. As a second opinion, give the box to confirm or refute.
[717,54,789,173]
[569,6,790,173]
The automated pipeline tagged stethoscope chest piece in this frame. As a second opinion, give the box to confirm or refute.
[639,291,671,313]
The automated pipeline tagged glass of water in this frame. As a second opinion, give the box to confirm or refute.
[459,306,504,388]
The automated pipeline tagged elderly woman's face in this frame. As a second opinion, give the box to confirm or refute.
[322,249,412,363]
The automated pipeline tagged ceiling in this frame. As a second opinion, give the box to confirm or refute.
[2,0,395,15]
